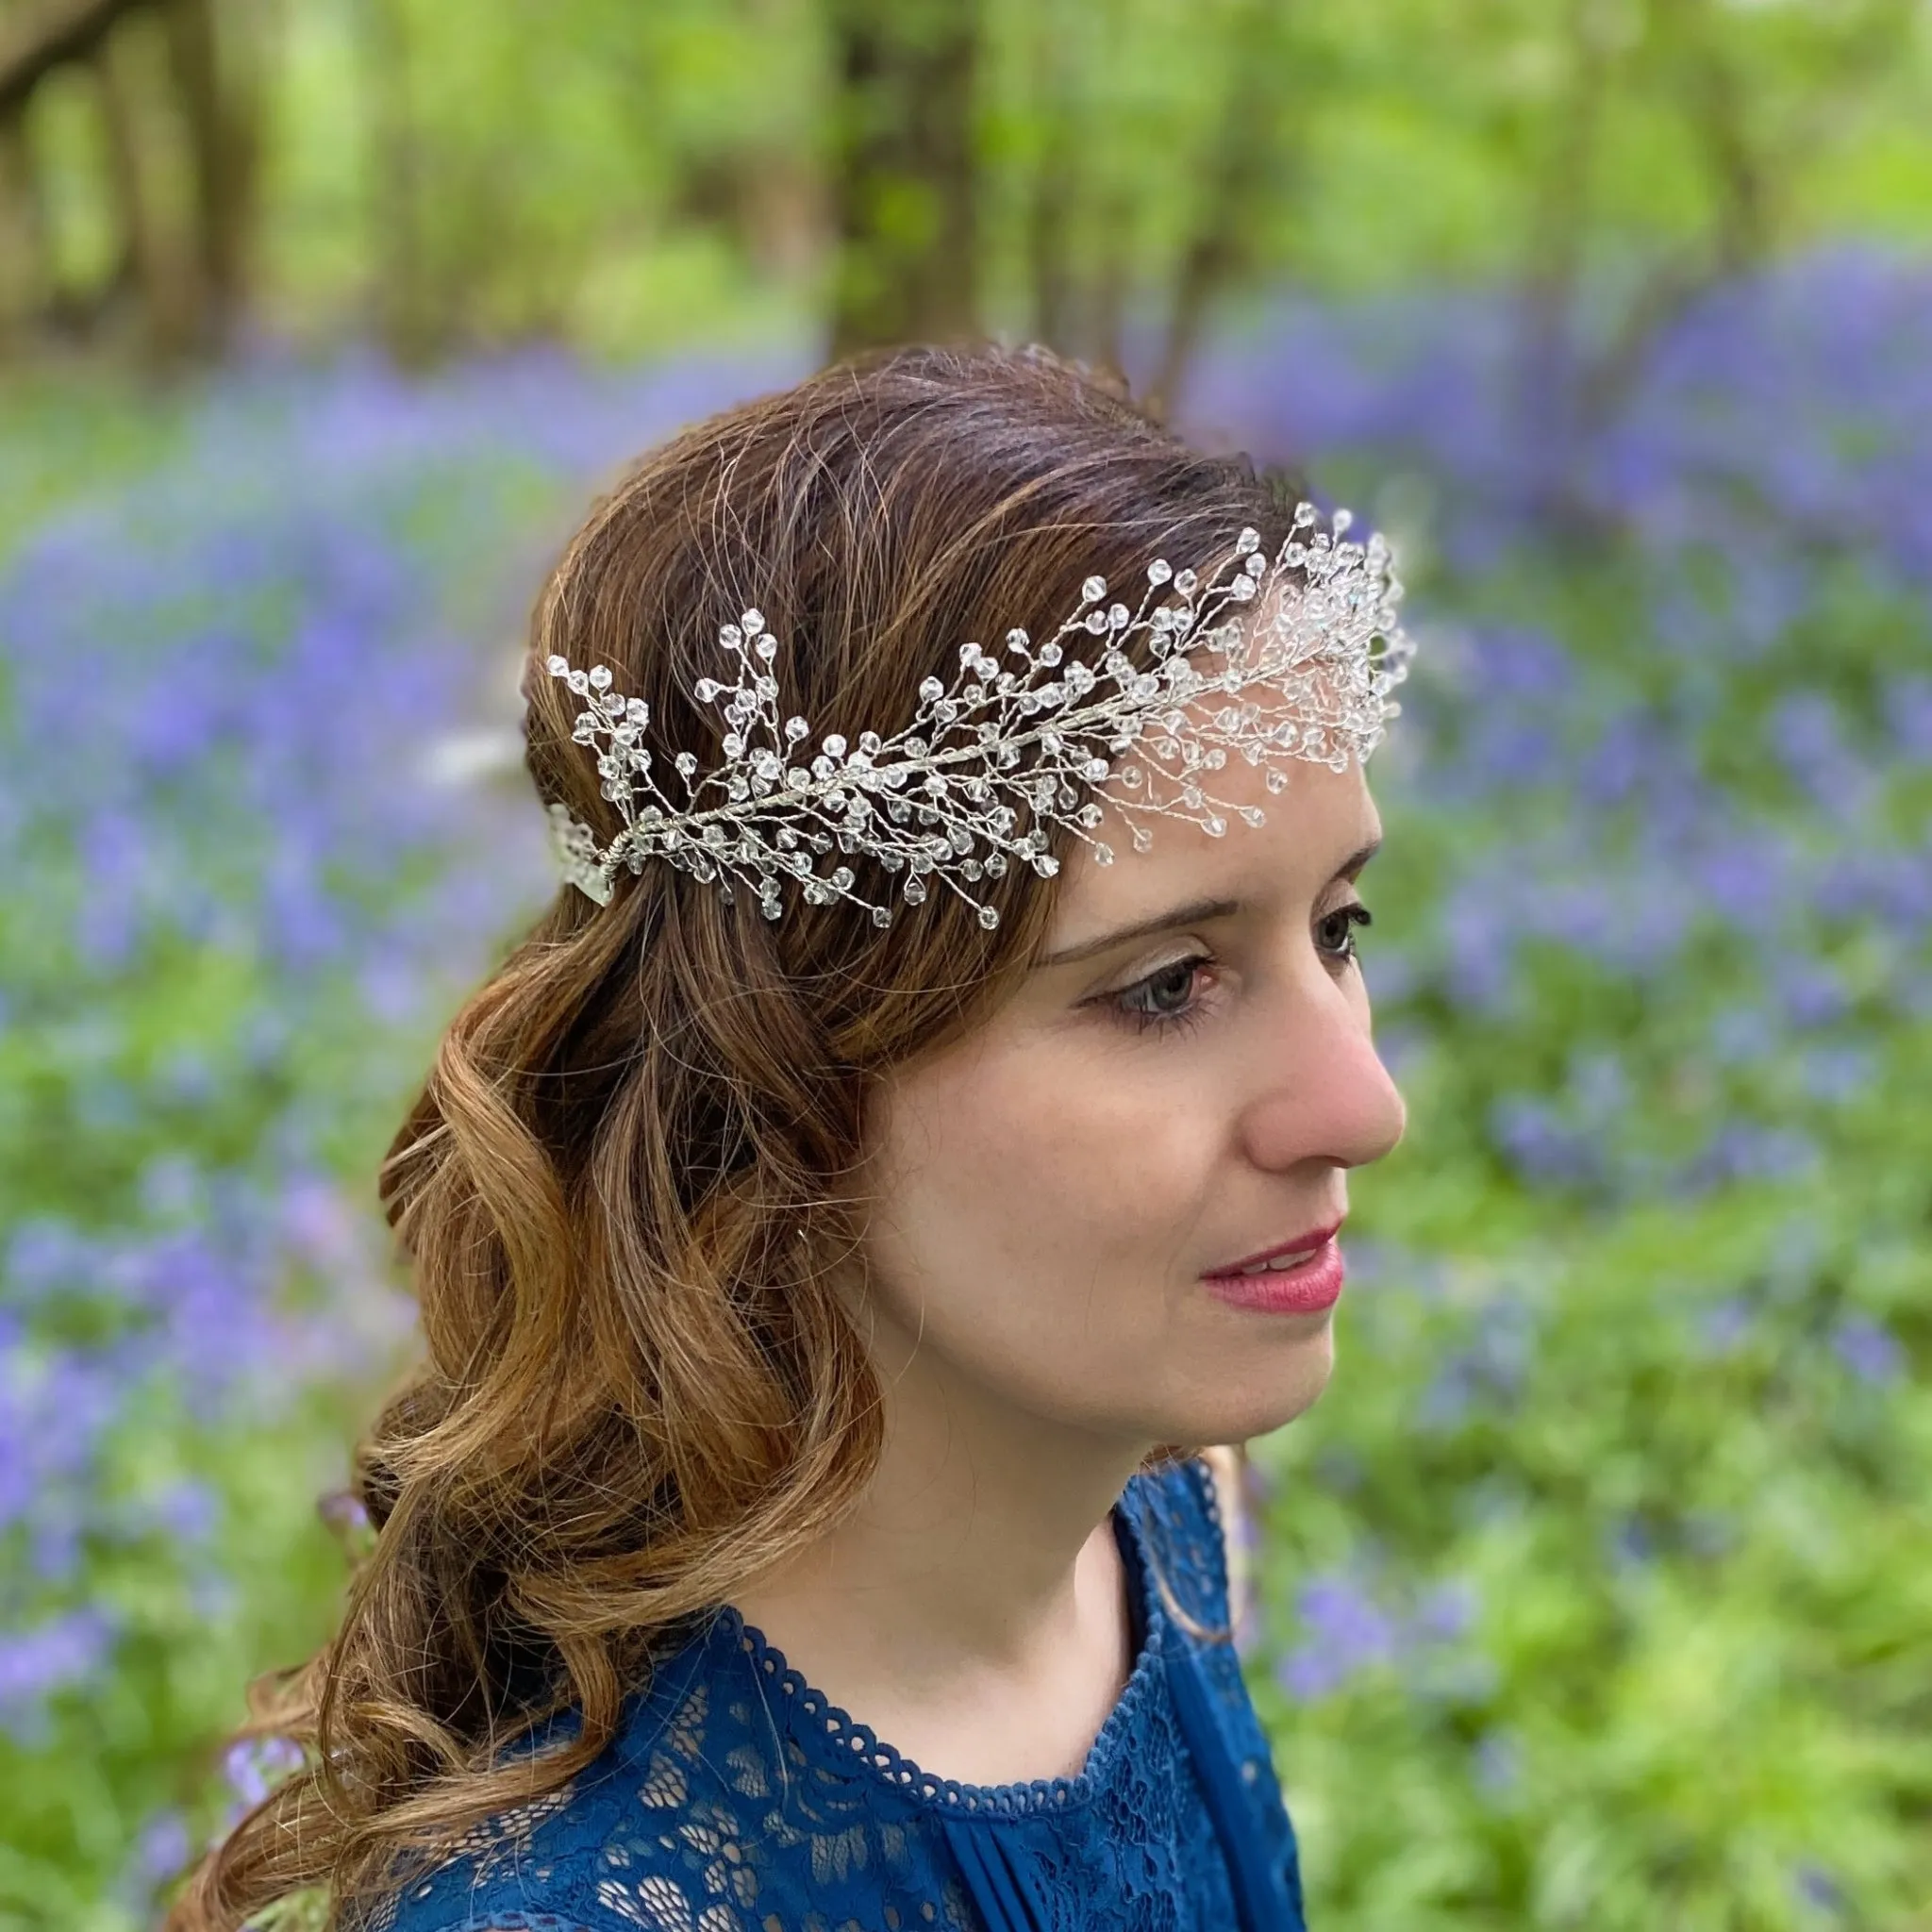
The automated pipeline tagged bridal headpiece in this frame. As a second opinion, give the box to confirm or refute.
[543,501,1413,931]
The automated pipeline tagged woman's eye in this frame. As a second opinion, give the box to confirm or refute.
[1110,953,1214,1036]
[1317,901,1373,966]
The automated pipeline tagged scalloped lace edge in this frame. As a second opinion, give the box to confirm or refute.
[708,1475,1182,1820]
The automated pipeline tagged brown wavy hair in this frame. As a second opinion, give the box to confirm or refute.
[172,341,1300,1931]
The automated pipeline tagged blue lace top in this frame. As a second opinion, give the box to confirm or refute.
[366,1456,1306,1932]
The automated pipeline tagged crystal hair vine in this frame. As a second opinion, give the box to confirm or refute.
[542,501,1414,930]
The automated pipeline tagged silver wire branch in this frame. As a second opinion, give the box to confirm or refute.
[543,502,1414,930]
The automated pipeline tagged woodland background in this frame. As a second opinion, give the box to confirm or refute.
[0,1,1929,1927]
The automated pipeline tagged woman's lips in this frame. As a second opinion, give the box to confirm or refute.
[1201,1237,1345,1315]
[1204,1218,1344,1275]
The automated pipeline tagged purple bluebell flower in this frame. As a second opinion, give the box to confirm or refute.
[1889,673,1932,762]
[1708,1005,1780,1067]
[1274,1571,1482,1703]
[1797,1045,1874,1105]
[1830,1314,1903,1386]
[1274,1574,1397,1701]
[1772,958,1851,1030]
[123,1809,192,1903]
[0,1609,115,1739]
[1791,1861,1842,1912]
[1697,1297,1756,1357]
[1473,1728,1522,1799]
[222,1733,308,1811]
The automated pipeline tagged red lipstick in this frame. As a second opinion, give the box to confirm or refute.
[1202,1220,1346,1316]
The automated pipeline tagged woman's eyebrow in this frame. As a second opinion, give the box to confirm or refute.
[1035,835,1383,970]
[1336,833,1383,880]
[1037,894,1243,969]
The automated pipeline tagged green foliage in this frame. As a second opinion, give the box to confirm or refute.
[1237,491,1932,1925]
[3,6,1930,1917]
[0,1387,363,1932]
[14,0,1932,358]
[1258,1065,1932,1927]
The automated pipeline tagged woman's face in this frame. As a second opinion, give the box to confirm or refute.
[848,739,1407,1451]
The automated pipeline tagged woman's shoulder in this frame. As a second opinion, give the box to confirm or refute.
[359,1605,972,1932]
[1124,1448,1242,1633]
[359,1635,747,1932]
[1129,1449,1305,1924]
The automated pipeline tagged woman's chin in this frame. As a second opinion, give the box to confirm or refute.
[1154,1329,1338,1448]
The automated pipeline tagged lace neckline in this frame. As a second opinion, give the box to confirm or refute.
[708,1472,1173,1821]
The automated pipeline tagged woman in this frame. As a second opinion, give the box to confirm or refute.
[175,342,1413,1932]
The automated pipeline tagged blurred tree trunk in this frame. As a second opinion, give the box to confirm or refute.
[161,0,259,353]
[0,0,146,113]
[1142,0,1291,420]
[358,0,433,363]
[96,20,192,354]
[1577,0,1909,439]
[666,0,826,288]
[1074,178,1133,381]
[0,0,263,356]
[0,0,156,344]
[0,117,51,340]
[1511,0,1612,522]
[1022,0,1073,353]
[1018,0,1128,378]
[825,0,980,358]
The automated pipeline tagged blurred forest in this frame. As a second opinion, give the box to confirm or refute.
[3,4,1931,1930]
[2,0,1929,385]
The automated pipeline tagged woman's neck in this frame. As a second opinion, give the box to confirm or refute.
[728,1319,1153,1785]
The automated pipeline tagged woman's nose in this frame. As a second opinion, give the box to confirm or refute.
[1236,993,1407,1175]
